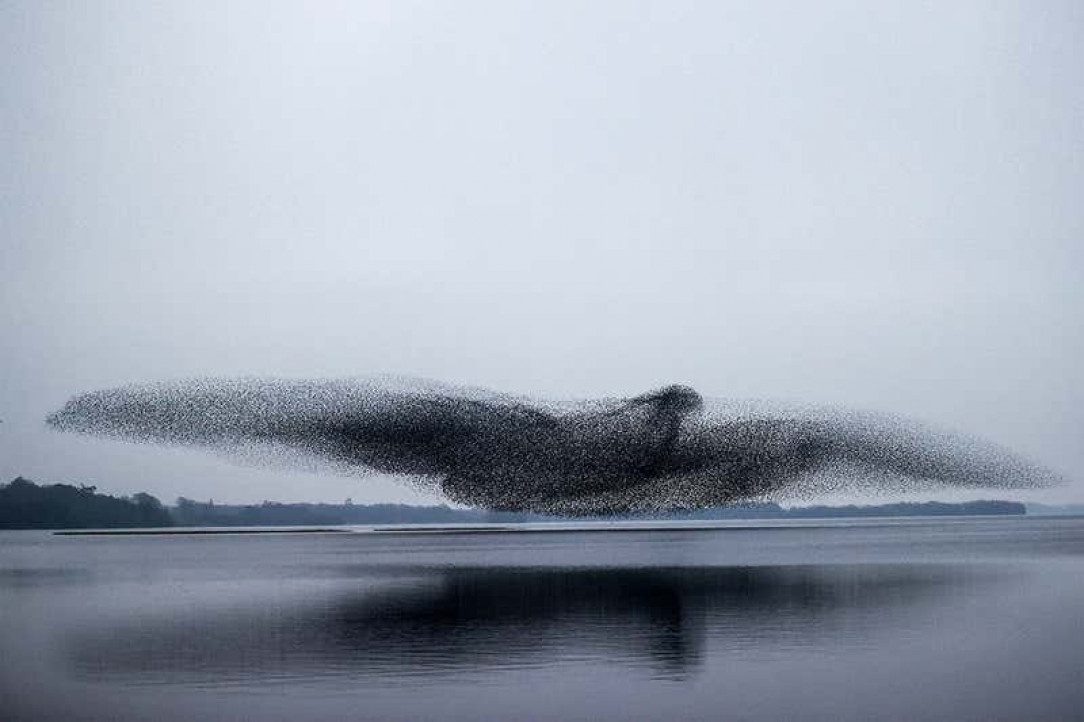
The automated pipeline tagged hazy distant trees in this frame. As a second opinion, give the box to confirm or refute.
[0,477,173,529]
[159,497,1028,527]
[170,497,490,526]
[0,476,1026,530]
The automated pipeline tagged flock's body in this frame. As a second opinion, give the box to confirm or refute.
[47,377,1060,515]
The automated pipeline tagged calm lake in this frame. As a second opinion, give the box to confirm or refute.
[2,517,1082,721]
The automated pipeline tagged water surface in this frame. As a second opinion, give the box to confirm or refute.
[1,517,1082,721]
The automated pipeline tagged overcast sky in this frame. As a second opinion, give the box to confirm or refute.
[2,1,1081,505]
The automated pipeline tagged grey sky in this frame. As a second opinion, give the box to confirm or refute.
[2,1,1081,505]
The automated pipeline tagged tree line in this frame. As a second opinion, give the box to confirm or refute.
[0,477,172,529]
[0,477,1026,530]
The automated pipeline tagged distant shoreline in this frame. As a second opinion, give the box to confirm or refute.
[50,514,1076,537]
[53,527,349,536]
[9,476,1076,532]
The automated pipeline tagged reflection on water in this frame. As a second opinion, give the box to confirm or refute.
[3,518,1084,722]
[68,564,994,685]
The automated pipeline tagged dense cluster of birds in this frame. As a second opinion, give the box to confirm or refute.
[46,377,1060,515]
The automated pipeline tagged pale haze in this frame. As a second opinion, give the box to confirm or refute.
[2,1,1081,505]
